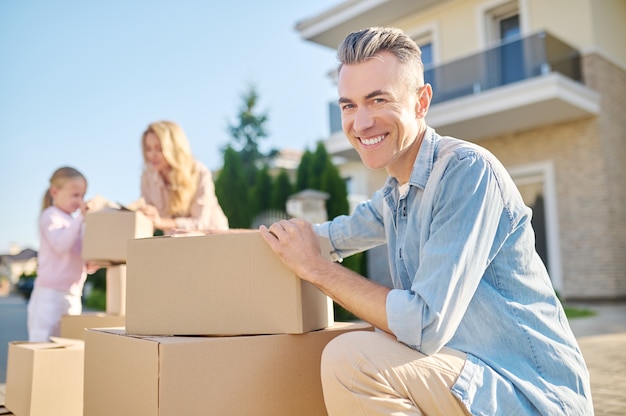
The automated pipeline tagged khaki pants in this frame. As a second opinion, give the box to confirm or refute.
[321,330,471,416]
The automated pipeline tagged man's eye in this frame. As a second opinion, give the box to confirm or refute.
[341,104,354,111]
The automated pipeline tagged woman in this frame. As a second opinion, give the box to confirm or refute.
[140,120,228,233]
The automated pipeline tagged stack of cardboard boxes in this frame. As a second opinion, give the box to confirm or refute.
[5,211,373,415]
[4,207,152,416]
[61,207,154,339]
[84,231,372,415]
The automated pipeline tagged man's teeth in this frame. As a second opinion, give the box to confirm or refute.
[361,135,385,145]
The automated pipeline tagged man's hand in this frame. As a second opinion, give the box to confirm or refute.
[259,219,325,280]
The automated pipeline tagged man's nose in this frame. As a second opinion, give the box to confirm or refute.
[353,107,375,133]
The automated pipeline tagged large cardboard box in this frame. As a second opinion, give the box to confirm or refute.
[126,231,333,335]
[82,210,153,264]
[5,338,84,416]
[84,322,373,416]
[60,312,126,340]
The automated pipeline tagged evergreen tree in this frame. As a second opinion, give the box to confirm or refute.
[298,141,350,219]
[250,164,273,216]
[295,149,313,191]
[320,159,350,218]
[227,84,270,187]
[271,169,293,211]
[214,146,251,228]
[310,142,329,191]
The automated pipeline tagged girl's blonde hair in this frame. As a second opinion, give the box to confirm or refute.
[42,166,87,211]
[142,121,198,217]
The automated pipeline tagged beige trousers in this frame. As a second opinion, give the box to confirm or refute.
[321,330,472,416]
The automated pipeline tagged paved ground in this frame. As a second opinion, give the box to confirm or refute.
[0,294,624,414]
[567,302,626,416]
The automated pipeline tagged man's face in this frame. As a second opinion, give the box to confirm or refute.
[337,51,429,182]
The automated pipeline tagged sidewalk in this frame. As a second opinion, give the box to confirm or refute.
[1,295,625,414]
[567,301,626,415]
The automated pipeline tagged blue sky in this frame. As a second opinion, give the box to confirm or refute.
[0,1,342,253]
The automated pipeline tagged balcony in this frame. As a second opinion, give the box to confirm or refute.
[326,31,600,159]
[426,31,600,140]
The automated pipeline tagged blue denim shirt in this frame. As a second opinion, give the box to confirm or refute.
[315,127,593,415]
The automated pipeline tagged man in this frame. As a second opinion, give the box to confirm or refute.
[260,26,592,415]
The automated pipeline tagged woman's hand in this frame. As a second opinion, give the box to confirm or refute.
[140,204,176,230]
[140,204,160,221]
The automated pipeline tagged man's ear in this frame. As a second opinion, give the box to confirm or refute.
[415,84,433,118]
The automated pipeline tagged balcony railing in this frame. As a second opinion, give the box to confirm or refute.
[425,31,582,105]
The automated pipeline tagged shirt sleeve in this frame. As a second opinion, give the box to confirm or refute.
[314,189,387,261]
[387,151,509,355]
[40,209,84,255]
[174,164,229,231]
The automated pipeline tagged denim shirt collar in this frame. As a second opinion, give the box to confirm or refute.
[382,126,438,196]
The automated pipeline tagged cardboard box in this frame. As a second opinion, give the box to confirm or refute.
[60,312,126,340]
[5,338,84,416]
[84,322,373,416]
[106,264,126,315]
[126,231,333,336]
[82,210,153,264]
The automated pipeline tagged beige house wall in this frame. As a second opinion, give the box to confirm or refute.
[477,52,626,299]
[589,0,626,67]
[528,0,626,68]
[393,0,626,70]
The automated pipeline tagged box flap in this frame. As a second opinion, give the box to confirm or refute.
[10,338,84,351]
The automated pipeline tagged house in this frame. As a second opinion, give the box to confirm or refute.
[0,246,38,294]
[295,0,626,300]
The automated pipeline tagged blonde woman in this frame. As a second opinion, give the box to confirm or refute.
[139,120,228,233]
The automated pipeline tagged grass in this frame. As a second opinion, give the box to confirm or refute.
[564,306,596,319]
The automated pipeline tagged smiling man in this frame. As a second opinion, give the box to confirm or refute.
[260,26,593,415]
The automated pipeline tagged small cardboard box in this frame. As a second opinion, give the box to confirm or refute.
[126,231,333,336]
[60,312,126,340]
[84,322,373,416]
[82,210,153,264]
[5,338,84,416]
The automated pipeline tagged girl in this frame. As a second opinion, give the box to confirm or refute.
[28,166,94,342]
[139,120,229,233]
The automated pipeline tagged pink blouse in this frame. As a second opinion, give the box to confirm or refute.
[141,160,229,232]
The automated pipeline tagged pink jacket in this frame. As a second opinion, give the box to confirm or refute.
[36,206,87,296]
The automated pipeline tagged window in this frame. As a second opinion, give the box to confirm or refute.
[499,13,520,41]
[483,1,524,85]
[412,32,435,89]
[485,1,520,45]
[509,162,563,291]
[412,33,434,68]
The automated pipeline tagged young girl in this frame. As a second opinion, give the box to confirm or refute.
[28,166,93,342]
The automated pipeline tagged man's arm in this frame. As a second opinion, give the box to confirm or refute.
[260,219,391,333]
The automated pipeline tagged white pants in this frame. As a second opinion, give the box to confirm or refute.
[27,286,82,342]
[321,330,471,416]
